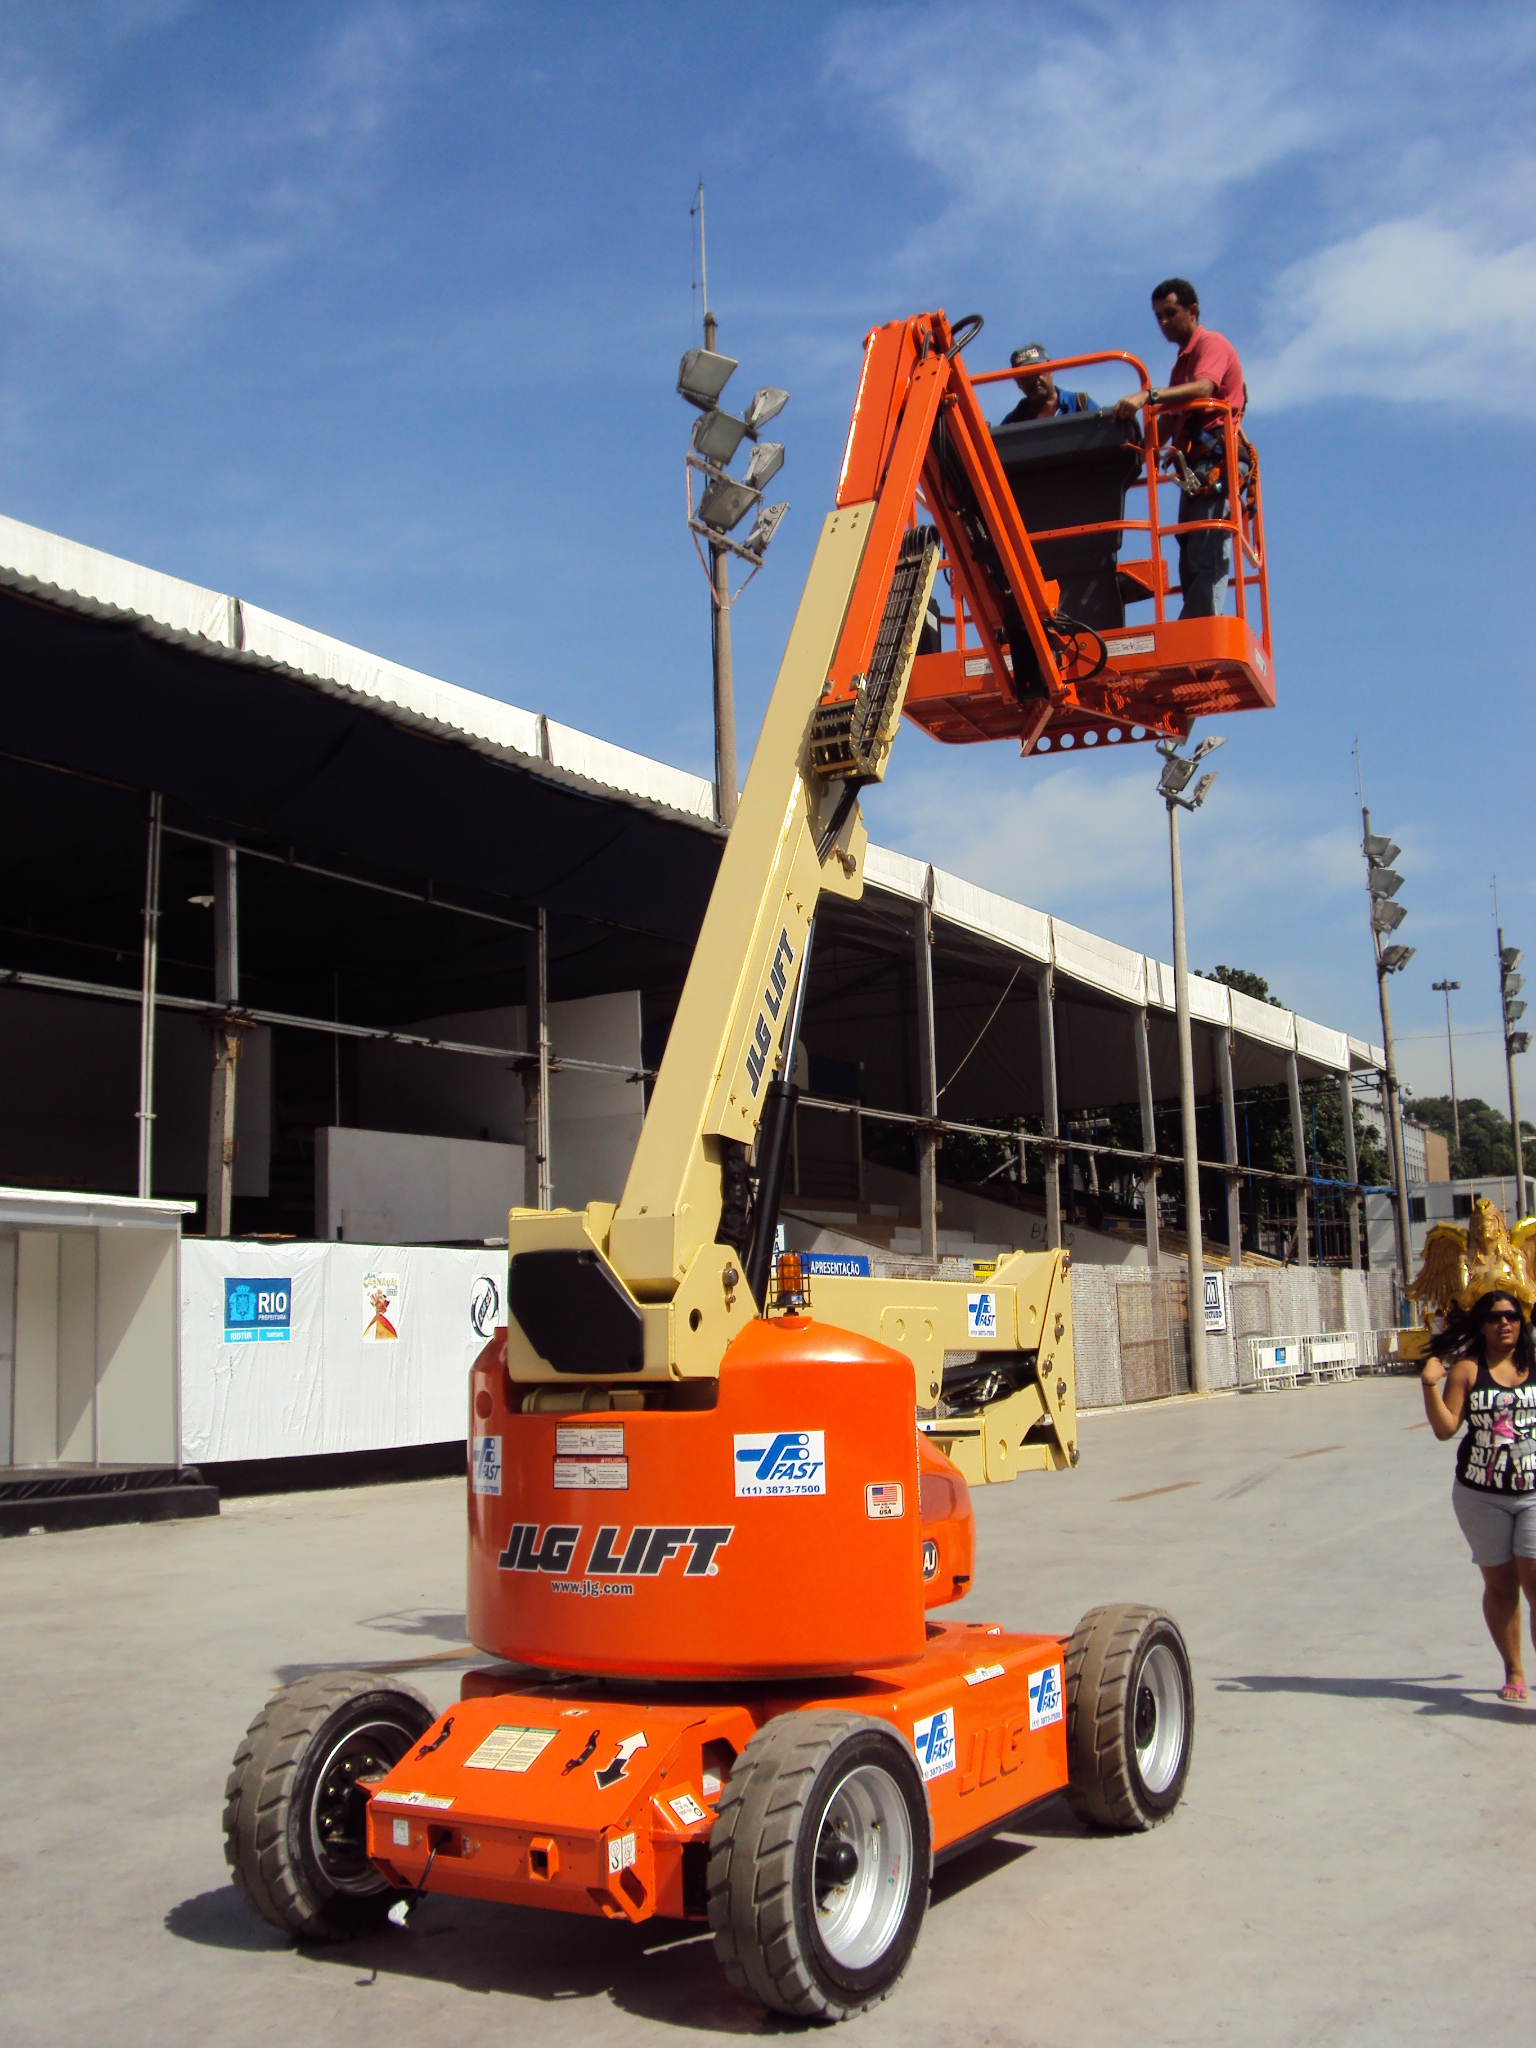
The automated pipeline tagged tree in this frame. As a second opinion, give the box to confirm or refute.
[1200,964,1281,1007]
[1409,1095,1536,1181]
[1196,967,1387,1186]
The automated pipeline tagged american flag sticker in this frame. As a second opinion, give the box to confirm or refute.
[864,1482,905,1520]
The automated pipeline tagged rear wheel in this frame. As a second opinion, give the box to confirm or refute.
[223,1670,435,1941]
[1064,1604,1193,1830]
[707,1710,930,2021]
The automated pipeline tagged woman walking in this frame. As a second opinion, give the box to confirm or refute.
[1422,1289,1536,1703]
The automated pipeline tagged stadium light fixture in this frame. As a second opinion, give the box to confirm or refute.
[1379,944,1414,973]
[696,477,760,534]
[677,348,737,409]
[744,440,785,491]
[743,501,788,557]
[1156,733,1223,809]
[692,409,749,464]
[743,386,790,432]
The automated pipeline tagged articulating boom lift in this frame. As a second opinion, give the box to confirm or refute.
[225,311,1271,2020]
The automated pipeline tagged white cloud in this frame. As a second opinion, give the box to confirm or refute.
[823,0,1326,264]
[1249,207,1536,414]
[823,1,1536,417]
[872,743,1367,998]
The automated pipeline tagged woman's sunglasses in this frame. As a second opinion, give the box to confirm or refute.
[1485,1310,1523,1325]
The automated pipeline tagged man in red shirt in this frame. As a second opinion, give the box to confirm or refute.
[1113,279,1245,618]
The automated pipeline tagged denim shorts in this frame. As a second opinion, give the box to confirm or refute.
[1452,1478,1536,1565]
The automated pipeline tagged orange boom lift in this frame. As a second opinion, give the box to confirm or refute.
[224,312,1271,2021]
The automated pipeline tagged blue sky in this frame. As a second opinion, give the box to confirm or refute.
[3,1,1533,1106]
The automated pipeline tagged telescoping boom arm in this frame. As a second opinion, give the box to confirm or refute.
[502,309,1272,1482]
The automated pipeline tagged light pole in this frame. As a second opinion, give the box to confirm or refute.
[1156,733,1224,1396]
[679,187,789,831]
[1431,979,1461,1157]
[1359,809,1415,1290]
[1498,932,1529,1216]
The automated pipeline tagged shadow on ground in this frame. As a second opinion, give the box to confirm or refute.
[167,1805,1087,2033]
[168,1884,779,2034]
[1217,1673,1527,1723]
[274,1608,476,1683]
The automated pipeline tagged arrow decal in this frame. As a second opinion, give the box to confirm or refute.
[594,1731,648,1789]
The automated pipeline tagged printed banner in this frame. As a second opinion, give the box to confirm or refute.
[181,1241,507,1463]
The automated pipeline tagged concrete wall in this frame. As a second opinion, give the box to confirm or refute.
[1073,1260,1397,1408]
[315,1128,525,1244]
[353,990,646,1220]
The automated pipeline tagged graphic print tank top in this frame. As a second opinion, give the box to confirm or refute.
[1457,1356,1536,1493]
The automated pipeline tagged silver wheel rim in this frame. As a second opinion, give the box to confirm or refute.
[812,1763,913,1969]
[309,1715,419,1895]
[1133,1642,1186,1796]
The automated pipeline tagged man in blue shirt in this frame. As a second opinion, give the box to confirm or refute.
[1000,342,1097,423]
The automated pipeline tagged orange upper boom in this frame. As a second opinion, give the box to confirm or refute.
[823,311,1272,757]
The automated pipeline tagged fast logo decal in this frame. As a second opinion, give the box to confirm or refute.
[912,1707,956,1782]
[745,928,794,1097]
[471,1434,502,1496]
[734,1430,826,1497]
[1029,1662,1064,1730]
[966,1290,997,1340]
[496,1523,733,1582]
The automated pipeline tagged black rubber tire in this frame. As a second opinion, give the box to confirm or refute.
[707,1709,931,2022]
[223,1670,435,1941]
[1063,1604,1194,1831]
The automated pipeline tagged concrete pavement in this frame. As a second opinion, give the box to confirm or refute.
[1,1375,1529,2047]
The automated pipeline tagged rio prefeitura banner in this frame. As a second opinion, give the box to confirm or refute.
[180,1239,507,1463]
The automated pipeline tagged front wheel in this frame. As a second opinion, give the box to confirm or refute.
[707,1710,931,2021]
[1064,1605,1194,1830]
[223,1670,435,1940]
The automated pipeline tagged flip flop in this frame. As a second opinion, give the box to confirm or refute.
[1499,1680,1528,1704]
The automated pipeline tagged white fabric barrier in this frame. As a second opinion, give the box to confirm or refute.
[181,1240,506,1464]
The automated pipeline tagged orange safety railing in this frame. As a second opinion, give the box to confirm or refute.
[942,348,1269,659]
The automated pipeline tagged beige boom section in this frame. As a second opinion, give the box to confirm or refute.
[500,494,1077,1483]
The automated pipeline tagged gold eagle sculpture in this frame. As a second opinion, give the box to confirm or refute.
[1406,1196,1536,1317]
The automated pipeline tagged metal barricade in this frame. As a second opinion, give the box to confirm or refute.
[1305,1332,1359,1382]
[1242,1335,1305,1391]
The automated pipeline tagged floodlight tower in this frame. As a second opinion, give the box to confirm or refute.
[1431,979,1461,1155]
[1155,732,1224,1396]
[1359,808,1414,1284]
[678,193,788,830]
[1498,928,1529,1216]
